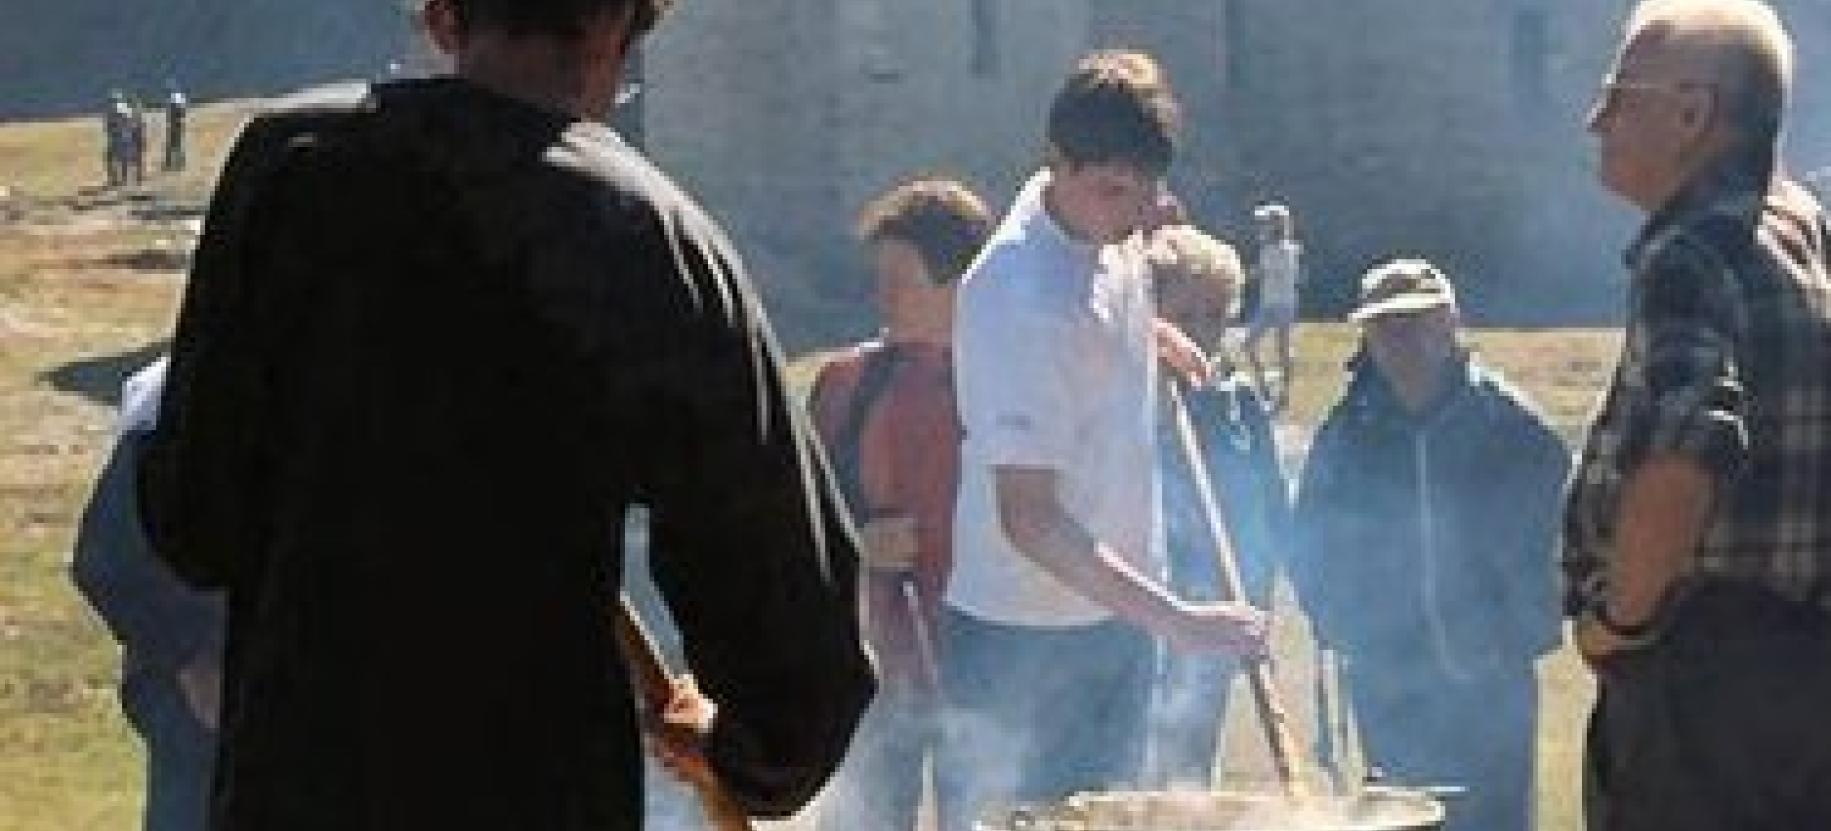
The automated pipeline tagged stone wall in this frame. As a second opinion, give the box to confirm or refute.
[644,0,1092,347]
[21,1,1828,340]
[640,0,1653,341]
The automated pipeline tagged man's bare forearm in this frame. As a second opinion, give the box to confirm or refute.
[1609,454,1714,623]
[994,467,1185,636]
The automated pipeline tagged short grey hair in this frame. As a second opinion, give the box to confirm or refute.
[1628,0,1794,155]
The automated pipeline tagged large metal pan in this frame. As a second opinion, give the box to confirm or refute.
[977,787,1445,831]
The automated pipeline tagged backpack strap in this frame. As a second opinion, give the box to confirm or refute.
[831,345,904,517]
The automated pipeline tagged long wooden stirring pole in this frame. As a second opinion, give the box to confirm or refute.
[613,597,756,831]
[1165,380,1314,799]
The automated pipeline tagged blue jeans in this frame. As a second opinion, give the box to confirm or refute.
[123,674,215,831]
[934,610,1154,831]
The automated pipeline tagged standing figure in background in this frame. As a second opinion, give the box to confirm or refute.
[127,95,149,185]
[810,177,991,831]
[1142,224,1291,787]
[163,82,188,173]
[72,357,222,831]
[1568,2,1831,828]
[1292,259,1568,831]
[135,0,875,826]
[1242,201,1302,412]
[103,90,133,187]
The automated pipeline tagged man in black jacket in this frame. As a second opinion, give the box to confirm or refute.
[136,1,874,827]
[1292,260,1568,831]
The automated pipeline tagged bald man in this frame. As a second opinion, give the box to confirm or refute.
[1566,2,1831,828]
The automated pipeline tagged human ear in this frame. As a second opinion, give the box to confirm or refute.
[1676,84,1718,143]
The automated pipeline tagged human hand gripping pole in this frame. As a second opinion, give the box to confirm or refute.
[1164,380,1314,800]
[612,596,756,831]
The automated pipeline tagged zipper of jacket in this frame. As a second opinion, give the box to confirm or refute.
[1416,423,1471,682]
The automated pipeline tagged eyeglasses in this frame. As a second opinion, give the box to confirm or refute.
[1593,76,1714,113]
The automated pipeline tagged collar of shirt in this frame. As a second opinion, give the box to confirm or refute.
[1348,351,1480,428]
[1010,169,1103,265]
[1626,158,1771,272]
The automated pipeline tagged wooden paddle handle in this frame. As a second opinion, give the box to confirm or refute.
[613,597,756,831]
[1165,382,1314,798]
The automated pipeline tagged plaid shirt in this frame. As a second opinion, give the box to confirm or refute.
[1565,163,1831,618]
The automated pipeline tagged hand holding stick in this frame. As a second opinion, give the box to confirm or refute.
[1164,380,1314,799]
[613,597,756,831]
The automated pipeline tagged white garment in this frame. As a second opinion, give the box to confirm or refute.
[1256,239,1302,315]
[119,356,169,434]
[948,170,1163,627]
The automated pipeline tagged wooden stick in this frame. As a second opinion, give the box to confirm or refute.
[613,597,756,831]
[1165,381,1313,799]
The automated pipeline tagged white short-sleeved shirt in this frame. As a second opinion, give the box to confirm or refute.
[948,170,1163,628]
[1256,239,1302,313]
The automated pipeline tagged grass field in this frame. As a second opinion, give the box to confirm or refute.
[1,102,1618,830]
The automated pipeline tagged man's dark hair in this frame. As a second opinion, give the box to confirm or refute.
[857,178,993,285]
[1046,50,1181,178]
[446,0,671,40]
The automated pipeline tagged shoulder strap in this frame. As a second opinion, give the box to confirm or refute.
[831,345,903,515]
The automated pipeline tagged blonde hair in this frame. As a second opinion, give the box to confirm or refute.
[1147,224,1245,318]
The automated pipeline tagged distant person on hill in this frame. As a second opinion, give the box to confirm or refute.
[1242,201,1302,412]
[127,96,149,185]
[72,357,221,831]
[103,90,134,187]
[1292,258,1568,831]
[135,0,875,827]
[162,82,188,173]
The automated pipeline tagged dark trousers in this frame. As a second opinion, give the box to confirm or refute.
[934,609,1154,831]
[123,674,215,831]
[1346,659,1537,831]
[1584,580,1831,831]
[816,689,937,831]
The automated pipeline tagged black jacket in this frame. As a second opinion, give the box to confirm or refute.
[1292,354,1569,676]
[138,79,874,829]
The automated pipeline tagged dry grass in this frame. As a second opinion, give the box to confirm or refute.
[0,226,186,831]
[1,103,1622,830]
[0,104,248,205]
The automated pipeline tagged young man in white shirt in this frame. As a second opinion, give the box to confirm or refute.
[939,50,1267,830]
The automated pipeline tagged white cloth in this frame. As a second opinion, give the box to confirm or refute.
[119,356,169,434]
[1255,239,1302,316]
[948,170,1163,627]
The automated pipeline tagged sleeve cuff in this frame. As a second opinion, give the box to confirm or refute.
[1642,398,1747,483]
